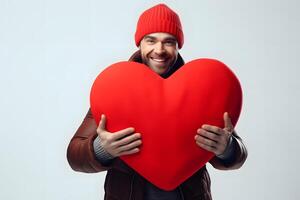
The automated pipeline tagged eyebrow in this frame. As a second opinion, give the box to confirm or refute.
[144,35,177,42]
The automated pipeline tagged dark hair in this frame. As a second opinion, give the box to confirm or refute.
[128,50,185,79]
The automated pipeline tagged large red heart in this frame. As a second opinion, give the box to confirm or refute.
[90,59,242,190]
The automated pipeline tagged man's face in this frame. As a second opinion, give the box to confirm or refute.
[139,32,179,75]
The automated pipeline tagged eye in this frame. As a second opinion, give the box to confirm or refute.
[164,40,176,46]
[145,39,155,44]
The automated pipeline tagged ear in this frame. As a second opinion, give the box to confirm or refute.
[175,41,179,50]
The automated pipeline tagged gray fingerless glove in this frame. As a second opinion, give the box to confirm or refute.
[93,136,115,165]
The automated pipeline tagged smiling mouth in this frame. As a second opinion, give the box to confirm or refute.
[151,57,168,63]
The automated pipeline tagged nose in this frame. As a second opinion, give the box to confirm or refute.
[153,42,165,55]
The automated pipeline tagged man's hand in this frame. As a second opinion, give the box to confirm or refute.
[96,114,142,157]
[194,112,234,156]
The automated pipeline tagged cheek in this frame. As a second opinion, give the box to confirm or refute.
[140,43,153,55]
[143,47,153,56]
[166,47,178,57]
[169,51,178,62]
[140,50,149,62]
[140,48,151,63]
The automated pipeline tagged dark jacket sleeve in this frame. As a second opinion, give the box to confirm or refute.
[66,108,112,173]
[209,130,248,170]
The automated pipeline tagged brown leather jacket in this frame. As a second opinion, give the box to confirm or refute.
[67,51,248,200]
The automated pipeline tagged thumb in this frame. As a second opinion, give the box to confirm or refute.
[98,114,107,131]
[223,112,233,132]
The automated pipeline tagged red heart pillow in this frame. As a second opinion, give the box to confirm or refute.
[90,59,242,190]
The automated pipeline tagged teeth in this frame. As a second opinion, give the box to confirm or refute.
[152,58,166,62]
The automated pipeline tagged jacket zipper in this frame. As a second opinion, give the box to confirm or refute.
[128,173,136,200]
[178,185,185,200]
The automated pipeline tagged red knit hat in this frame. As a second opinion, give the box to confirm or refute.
[135,4,184,49]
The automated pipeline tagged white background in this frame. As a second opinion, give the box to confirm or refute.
[1,0,299,199]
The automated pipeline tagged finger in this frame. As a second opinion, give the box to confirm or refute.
[194,135,217,147]
[118,148,140,156]
[224,112,234,132]
[98,114,106,131]
[201,124,224,135]
[196,141,216,153]
[118,140,142,152]
[113,133,141,147]
[197,129,218,142]
[111,127,135,141]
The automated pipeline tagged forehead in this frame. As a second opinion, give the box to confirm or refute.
[144,32,177,41]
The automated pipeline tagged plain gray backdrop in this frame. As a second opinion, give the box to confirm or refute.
[1,0,299,199]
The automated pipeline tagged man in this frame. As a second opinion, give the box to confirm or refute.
[67,4,247,200]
